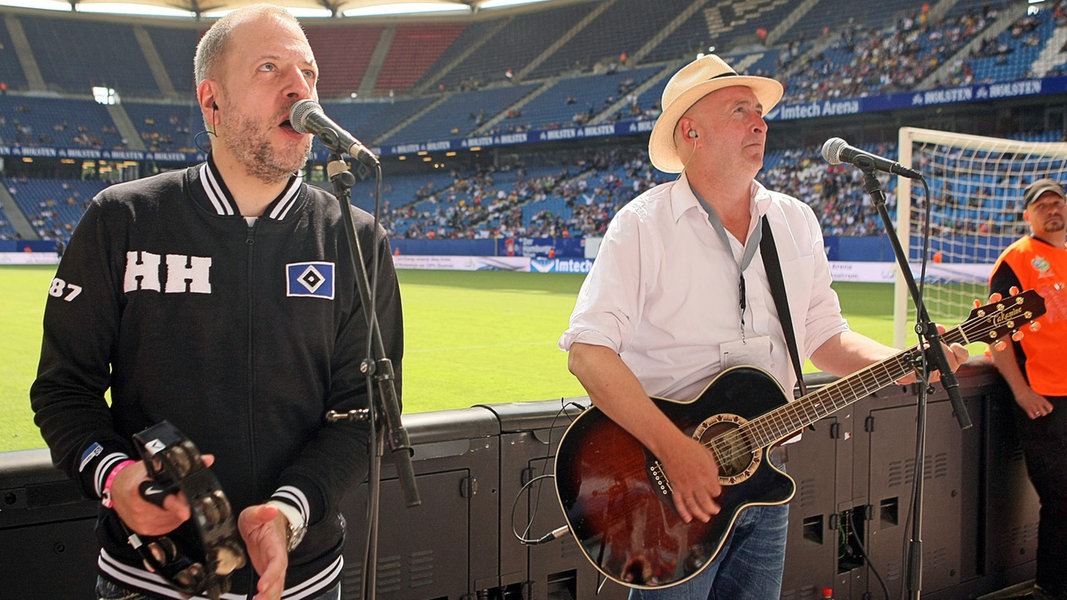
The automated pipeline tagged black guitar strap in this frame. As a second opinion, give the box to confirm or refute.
[759,216,807,397]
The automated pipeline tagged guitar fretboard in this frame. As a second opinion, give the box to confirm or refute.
[707,293,1037,467]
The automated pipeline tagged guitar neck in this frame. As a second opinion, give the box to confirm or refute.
[748,325,968,449]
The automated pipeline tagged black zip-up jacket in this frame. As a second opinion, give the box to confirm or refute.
[30,157,403,598]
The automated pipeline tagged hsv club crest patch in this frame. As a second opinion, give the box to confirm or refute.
[286,262,335,299]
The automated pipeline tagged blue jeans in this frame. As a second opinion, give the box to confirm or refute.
[96,576,341,600]
[628,503,790,600]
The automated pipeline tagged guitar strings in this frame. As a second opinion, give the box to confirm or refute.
[705,356,907,467]
[703,302,1014,467]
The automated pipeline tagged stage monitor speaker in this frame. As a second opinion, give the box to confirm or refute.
[863,392,967,598]
[337,406,500,600]
[0,449,99,598]
[781,410,847,600]
[489,399,628,600]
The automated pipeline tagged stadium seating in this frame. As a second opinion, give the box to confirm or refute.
[0,206,17,240]
[142,24,203,96]
[966,7,1057,82]
[305,23,385,99]
[507,64,661,131]
[121,101,200,152]
[781,3,999,102]
[0,95,124,149]
[388,82,539,143]
[5,0,1067,245]
[781,0,914,44]
[2,177,107,241]
[322,97,438,144]
[0,20,28,90]
[413,18,506,92]
[431,2,595,92]
[374,23,467,95]
[523,0,693,80]
[18,14,160,97]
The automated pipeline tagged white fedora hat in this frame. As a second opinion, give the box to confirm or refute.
[648,54,784,173]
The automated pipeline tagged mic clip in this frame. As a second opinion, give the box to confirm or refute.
[326,408,371,423]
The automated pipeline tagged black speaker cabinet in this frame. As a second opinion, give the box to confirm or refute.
[781,409,850,600]
[489,399,628,600]
[0,449,100,599]
[340,406,501,600]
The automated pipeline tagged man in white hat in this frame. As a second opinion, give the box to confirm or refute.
[559,54,968,598]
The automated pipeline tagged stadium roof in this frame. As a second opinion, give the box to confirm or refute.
[2,0,562,18]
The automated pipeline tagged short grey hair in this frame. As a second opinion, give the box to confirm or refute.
[193,4,305,87]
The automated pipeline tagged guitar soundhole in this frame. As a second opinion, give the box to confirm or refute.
[694,416,760,483]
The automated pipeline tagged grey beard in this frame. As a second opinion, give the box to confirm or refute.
[242,138,308,184]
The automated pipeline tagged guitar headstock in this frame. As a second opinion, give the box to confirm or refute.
[965,289,1046,346]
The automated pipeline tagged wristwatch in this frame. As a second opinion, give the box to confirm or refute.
[268,500,307,553]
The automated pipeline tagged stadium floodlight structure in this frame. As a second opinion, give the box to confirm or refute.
[893,127,1067,348]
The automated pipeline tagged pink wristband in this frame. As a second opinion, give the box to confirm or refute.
[101,459,136,508]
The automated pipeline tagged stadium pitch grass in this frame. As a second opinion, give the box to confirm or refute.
[1,265,896,453]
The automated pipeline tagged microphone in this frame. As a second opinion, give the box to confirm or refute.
[289,99,379,166]
[821,137,922,179]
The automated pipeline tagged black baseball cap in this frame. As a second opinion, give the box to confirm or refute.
[1023,178,1066,208]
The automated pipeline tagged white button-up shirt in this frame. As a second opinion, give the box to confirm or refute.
[559,173,849,401]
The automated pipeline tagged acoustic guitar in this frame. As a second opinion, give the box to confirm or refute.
[554,290,1044,589]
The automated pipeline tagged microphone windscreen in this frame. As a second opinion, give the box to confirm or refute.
[289,99,321,134]
[821,137,847,165]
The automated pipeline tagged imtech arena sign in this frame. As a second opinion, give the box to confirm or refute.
[773,99,861,120]
[530,258,594,273]
[765,76,1067,122]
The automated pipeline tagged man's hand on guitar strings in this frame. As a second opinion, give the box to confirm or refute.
[111,454,215,536]
[658,434,722,523]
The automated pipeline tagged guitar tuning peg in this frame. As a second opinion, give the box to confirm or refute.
[973,299,982,308]
[993,340,1007,352]
[1012,330,1025,342]
[1030,321,1041,332]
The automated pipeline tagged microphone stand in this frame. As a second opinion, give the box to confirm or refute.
[321,151,420,600]
[856,158,971,600]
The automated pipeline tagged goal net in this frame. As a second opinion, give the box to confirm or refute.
[893,127,1067,348]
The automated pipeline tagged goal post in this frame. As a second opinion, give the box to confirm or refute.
[893,127,1067,348]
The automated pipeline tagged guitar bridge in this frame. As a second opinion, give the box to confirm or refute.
[649,461,672,496]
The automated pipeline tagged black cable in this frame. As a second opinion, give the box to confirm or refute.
[509,399,625,594]
[510,473,565,545]
[846,514,891,600]
[510,399,585,545]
